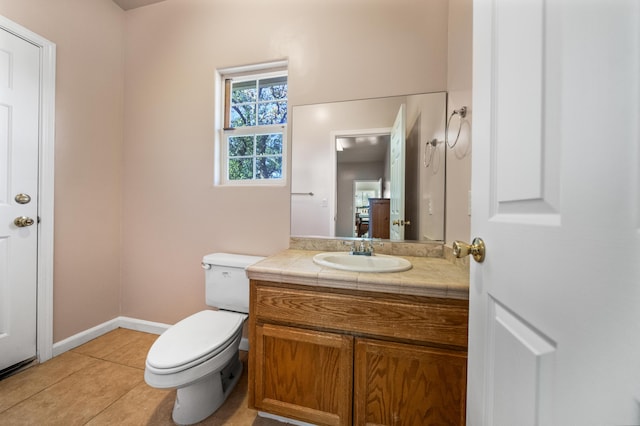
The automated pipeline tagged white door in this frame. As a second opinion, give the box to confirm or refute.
[0,28,40,371]
[467,1,640,424]
[389,104,405,240]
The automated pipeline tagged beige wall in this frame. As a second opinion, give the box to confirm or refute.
[121,0,450,324]
[446,0,473,245]
[0,0,471,341]
[0,0,125,341]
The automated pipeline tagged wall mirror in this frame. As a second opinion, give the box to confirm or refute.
[291,92,447,242]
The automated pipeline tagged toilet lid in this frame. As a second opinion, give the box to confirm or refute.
[146,310,245,371]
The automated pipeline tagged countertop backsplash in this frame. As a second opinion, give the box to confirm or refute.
[289,237,469,272]
[289,236,442,257]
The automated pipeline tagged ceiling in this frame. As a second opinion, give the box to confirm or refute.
[337,135,390,164]
[112,0,167,11]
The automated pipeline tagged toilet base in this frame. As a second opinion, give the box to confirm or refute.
[171,351,243,425]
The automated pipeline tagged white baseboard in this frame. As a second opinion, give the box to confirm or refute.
[52,316,249,357]
[52,316,170,357]
[117,316,171,335]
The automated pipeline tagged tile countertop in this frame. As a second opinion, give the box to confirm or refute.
[246,249,470,300]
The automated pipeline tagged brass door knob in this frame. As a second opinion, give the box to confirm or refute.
[15,193,31,204]
[392,219,411,226]
[452,238,486,263]
[14,216,35,227]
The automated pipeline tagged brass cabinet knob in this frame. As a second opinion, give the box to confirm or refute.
[14,216,35,227]
[392,219,411,226]
[452,237,486,263]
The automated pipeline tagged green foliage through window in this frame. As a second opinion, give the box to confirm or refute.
[230,76,287,128]
[228,133,283,180]
[223,72,287,183]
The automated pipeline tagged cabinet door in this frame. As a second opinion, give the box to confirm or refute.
[354,338,466,426]
[254,323,353,426]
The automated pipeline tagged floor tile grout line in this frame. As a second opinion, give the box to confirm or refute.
[1,345,280,425]
[71,347,129,363]
[72,341,150,424]
[70,330,151,361]
[70,351,146,371]
[81,377,146,425]
[1,331,169,424]
[0,352,100,416]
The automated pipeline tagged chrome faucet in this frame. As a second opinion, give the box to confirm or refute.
[343,238,383,256]
[358,238,367,254]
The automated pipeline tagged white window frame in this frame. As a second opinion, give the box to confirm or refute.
[214,61,288,187]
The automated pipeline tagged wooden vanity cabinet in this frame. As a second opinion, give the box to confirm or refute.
[249,280,468,426]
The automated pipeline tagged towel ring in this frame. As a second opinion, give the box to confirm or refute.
[445,106,467,149]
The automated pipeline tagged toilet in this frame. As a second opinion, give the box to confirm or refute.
[144,253,265,425]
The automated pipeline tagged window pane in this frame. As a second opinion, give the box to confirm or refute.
[259,76,287,101]
[256,134,283,155]
[231,80,257,103]
[228,136,254,156]
[228,158,254,180]
[258,101,287,125]
[256,156,282,179]
[221,70,287,184]
[230,104,256,127]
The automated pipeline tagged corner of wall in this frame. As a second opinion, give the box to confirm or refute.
[445,0,473,245]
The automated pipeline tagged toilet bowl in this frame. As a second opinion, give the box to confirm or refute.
[144,253,264,425]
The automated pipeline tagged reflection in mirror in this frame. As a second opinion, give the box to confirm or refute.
[352,179,382,238]
[291,92,447,242]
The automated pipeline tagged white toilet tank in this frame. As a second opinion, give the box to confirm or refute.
[202,253,265,314]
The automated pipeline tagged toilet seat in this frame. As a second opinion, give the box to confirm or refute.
[146,310,246,375]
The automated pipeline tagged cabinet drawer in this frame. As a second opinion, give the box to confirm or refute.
[252,281,468,348]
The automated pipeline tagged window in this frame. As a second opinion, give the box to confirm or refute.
[216,64,288,185]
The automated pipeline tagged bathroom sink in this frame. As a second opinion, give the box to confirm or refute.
[312,252,412,273]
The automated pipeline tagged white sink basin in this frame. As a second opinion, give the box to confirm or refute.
[312,252,412,273]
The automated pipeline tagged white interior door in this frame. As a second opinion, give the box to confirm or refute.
[468,1,640,424]
[0,28,40,371]
[389,104,405,240]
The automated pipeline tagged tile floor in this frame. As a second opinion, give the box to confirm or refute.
[0,328,288,425]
